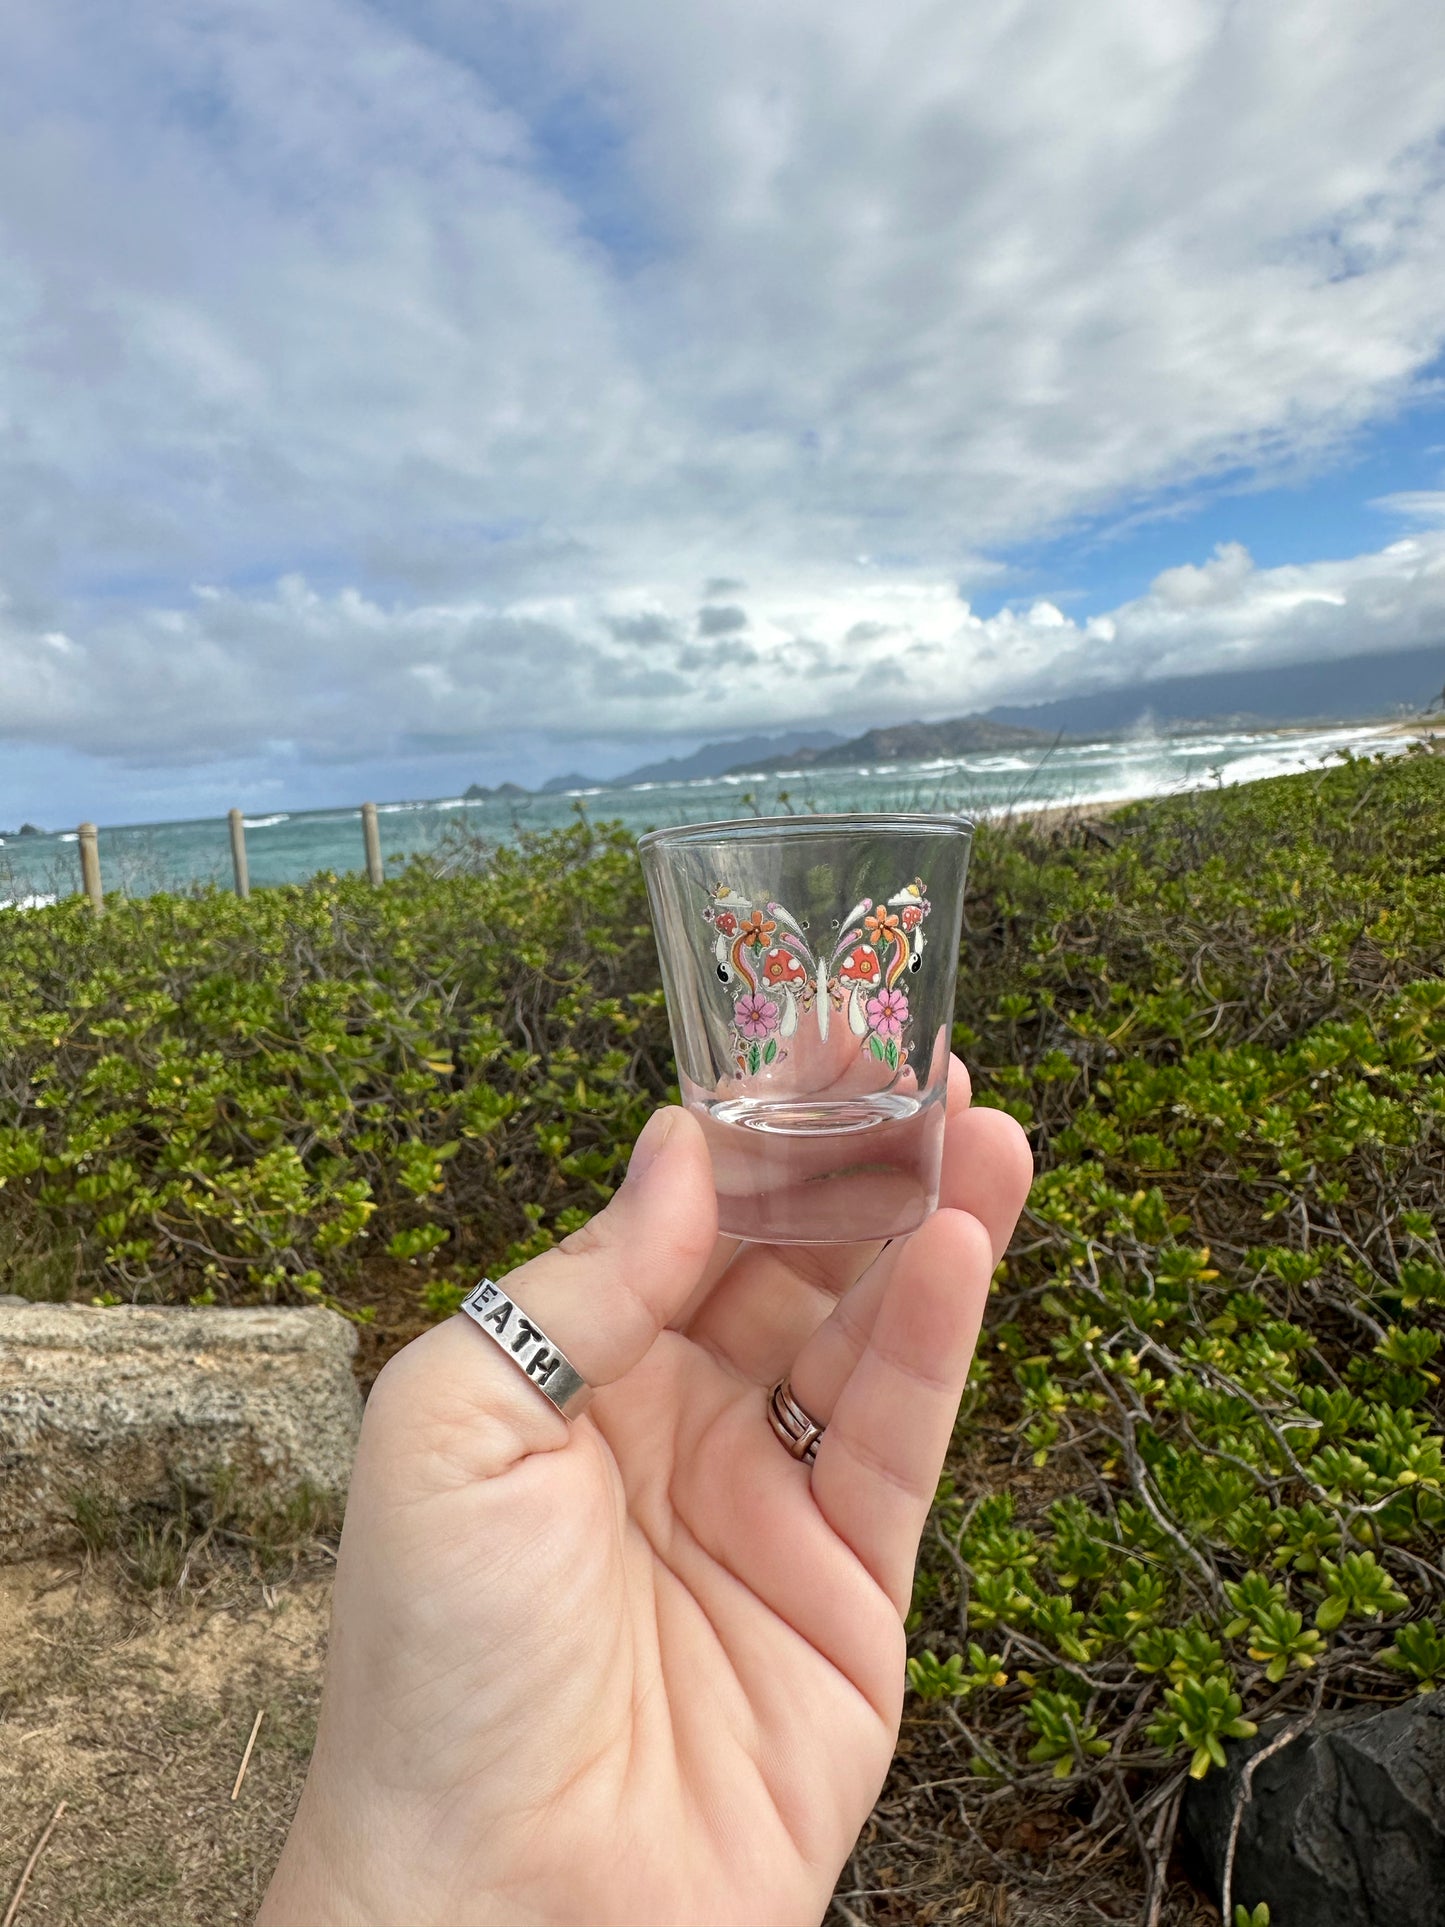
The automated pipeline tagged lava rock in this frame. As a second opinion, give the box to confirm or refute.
[0,1302,362,1554]
[1181,1694,1445,1926]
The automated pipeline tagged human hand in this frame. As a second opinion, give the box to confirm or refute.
[258,1058,1032,1927]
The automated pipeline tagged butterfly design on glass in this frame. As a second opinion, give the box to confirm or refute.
[702,878,932,1077]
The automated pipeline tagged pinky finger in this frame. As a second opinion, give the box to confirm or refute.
[808,1209,993,1617]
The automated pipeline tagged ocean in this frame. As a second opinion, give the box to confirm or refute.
[0,719,1416,908]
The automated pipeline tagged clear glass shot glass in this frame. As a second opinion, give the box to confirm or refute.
[639,812,973,1244]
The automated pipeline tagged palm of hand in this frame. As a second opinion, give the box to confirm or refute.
[261,1069,1031,1927]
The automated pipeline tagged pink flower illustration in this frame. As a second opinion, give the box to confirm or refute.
[865,985,910,1040]
[734,991,780,1040]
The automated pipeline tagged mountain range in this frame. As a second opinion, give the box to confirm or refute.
[464,640,1443,796]
[722,644,1442,778]
[985,640,1444,738]
[723,717,1055,775]
[537,728,846,792]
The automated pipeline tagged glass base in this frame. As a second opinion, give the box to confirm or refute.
[696,1091,945,1244]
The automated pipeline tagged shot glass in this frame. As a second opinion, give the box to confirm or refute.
[638,812,973,1243]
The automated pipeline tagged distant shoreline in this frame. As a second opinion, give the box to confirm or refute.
[1001,716,1443,834]
[557,708,1445,794]
[1,715,1438,865]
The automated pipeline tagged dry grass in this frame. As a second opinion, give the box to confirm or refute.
[826,1715,1222,1927]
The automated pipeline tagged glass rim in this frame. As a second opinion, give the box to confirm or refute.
[637,810,975,852]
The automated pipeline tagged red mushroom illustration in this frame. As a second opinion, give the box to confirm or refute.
[762,945,808,987]
[835,943,881,985]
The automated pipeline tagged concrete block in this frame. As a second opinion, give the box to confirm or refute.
[0,1303,361,1554]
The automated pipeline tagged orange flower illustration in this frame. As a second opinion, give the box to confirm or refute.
[739,911,776,947]
[864,908,901,943]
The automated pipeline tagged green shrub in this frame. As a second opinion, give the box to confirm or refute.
[0,817,668,1324]
[4,743,1445,1875]
[904,745,1445,1816]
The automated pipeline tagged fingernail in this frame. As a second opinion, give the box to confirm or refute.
[624,1109,678,1189]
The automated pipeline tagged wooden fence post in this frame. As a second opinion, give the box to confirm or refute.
[77,823,104,916]
[228,808,250,899]
[360,801,384,886]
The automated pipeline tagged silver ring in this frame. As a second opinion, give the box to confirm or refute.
[768,1376,825,1466]
[459,1279,594,1419]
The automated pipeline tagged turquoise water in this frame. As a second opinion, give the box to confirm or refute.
[0,720,1408,906]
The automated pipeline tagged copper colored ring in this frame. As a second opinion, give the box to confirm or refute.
[768,1375,825,1466]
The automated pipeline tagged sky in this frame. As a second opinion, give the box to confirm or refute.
[2,0,1445,824]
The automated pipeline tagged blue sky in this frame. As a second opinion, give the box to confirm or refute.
[974,393,1445,623]
[2,0,1445,824]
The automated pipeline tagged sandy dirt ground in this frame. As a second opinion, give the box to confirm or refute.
[0,1548,1210,1927]
[0,1555,328,1926]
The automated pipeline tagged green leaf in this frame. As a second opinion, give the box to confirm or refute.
[1314,1594,1347,1633]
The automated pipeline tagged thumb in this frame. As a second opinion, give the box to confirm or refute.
[512,1103,720,1387]
[370,1106,718,1467]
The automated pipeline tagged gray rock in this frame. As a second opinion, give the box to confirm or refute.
[1181,1694,1445,1926]
[0,1303,361,1554]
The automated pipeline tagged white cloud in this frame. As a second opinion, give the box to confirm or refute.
[4,532,1443,775]
[0,0,1444,798]
[529,0,1445,545]
[1373,492,1445,525]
